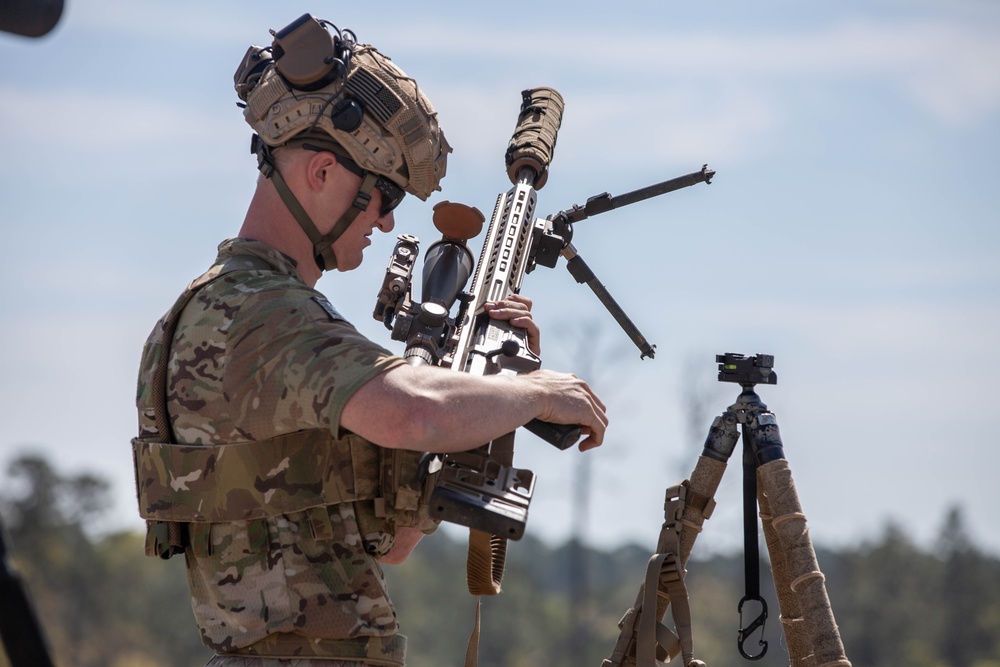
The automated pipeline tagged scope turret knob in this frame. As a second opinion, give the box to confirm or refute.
[418,302,448,327]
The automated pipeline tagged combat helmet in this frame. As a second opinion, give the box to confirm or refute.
[234,14,451,271]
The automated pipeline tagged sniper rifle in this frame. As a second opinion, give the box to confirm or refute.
[373,87,714,543]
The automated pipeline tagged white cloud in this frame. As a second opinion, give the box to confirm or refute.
[6,13,996,186]
[67,0,262,45]
[396,17,1000,127]
[267,15,1000,173]
[0,87,240,150]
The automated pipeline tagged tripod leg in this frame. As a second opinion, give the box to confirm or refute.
[758,477,814,667]
[676,456,726,558]
[758,459,852,667]
[600,455,726,667]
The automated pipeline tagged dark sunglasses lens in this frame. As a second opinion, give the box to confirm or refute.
[378,179,405,215]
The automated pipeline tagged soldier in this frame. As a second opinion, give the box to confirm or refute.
[131,14,607,667]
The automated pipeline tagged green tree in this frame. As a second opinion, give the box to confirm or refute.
[835,522,941,666]
[1,453,110,665]
[3,451,1000,667]
[937,506,1000,667]
[0,452,209,667]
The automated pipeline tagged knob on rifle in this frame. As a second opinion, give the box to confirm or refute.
[432,201,484,240]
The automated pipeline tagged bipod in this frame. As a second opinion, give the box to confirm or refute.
[600,353,851,667]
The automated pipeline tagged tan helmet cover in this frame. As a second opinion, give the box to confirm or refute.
[236,22,451,200]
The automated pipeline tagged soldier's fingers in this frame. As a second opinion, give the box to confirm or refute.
[484,301,541,354]
[483,299,530,317]
[576,426,602,451]
[506,315,541,355]
[506,293,533,311]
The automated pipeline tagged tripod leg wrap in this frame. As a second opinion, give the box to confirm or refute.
[758,481,814,667]
[758,459,851,667]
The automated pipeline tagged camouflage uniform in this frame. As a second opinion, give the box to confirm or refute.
[133,238,432,666]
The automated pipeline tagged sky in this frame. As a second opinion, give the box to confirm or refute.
[0,0,998,558]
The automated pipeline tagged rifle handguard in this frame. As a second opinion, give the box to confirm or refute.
[524,419,580,450]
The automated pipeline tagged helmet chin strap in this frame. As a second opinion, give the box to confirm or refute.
[253,135,378,272]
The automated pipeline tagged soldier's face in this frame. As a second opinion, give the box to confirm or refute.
[331,190,395,272]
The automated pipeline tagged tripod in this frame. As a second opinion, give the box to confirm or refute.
[601,353,851,667]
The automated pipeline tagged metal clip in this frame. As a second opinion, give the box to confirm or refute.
[737,595,768,660]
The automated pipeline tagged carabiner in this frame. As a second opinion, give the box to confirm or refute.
[737,594,768,660]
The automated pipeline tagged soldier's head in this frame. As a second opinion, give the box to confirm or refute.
[234,14,451,272]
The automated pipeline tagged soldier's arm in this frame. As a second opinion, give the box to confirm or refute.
[340,364,607,453]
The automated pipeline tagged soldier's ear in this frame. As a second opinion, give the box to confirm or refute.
[305,150,340,191]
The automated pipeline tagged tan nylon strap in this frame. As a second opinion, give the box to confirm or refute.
[636,552,695,666]
[681,481,716,520]
[269,161,380,272]
[463,597,483,667]
[602,472,721,667]
[661,555,695,665]
[150,289,190,444]
[326,172,380,244]
[268,166,341,271]
[638,552,671,666]
[655,623,681,660]
[634,484,698,667]
[308,171,379,271]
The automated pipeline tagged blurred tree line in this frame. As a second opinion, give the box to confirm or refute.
[1,452,998,667]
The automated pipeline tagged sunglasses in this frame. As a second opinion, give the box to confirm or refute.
[300,141,405,216]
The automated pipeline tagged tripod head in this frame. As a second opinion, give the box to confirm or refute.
[717,353,777,387]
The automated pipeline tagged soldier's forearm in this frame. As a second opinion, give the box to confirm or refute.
[341,364,548,452]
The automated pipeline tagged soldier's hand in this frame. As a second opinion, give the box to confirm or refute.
[483,294,540,355]
[526,369,608,451]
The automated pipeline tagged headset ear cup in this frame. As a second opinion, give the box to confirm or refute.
[272,14,348,91]
[234,46,275,101]
[331,99,364,132]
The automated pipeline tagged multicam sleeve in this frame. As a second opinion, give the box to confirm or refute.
[222,289,405,440]
[300,297,407,432]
